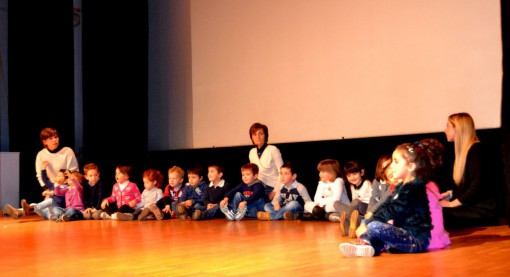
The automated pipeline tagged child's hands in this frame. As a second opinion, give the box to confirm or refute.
[273,203,280,211]
[364,212,373,219]
[128,200,137,208]
[239,201,247,210]
[162,205,171,213]
[184,200,193,208]
[220,199,228,208]
[41,161,49,169]
[101,199,109,209]
[207,203,216,210]
[356,223,367,238]
[42,189,53,197]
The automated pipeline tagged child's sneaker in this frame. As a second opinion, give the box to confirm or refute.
[21,199,34,215]
[234,207,247,221]
[138,208,151,221]
[176,203,188,220]
[192,210,204,220]
[149,203,163,220]
[283,211,299,220]
[348,210,359,238]
[257,211,271,221]
[4,204,23,219]
[220,205,234,221]
[339,241,375,257]
[100,212,111,220]
[117,212,134,221]
[56,214,70,222]
[328,212,341,222]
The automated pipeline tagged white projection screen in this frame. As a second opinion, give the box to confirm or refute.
[148,0,502,150]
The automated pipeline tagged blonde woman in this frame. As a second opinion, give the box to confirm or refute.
[440,113,497,229]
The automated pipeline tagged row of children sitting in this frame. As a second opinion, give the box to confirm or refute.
[5,138,450,257]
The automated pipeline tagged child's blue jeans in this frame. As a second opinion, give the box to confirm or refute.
[361,221,428,254]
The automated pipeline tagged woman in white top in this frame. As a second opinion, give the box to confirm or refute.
[248,122,284,200]
[35,127,79,188]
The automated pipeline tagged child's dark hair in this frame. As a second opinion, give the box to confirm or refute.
[249,122,269,144]
[40,127,58,143]
[395,139,444,183]
[374,154,392,182]
[343,160,363,175]
[208,164,224,174]
[187,165,204,178]
[116,165,132,179]
[280,161,295,174]
[242,163,259,175]
[143,169,164,188]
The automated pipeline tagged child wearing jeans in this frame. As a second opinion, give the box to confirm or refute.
[176,165,208,220]
[220,163,268,221]
[339,140,442,257]
[192,164,232,220]
[257,161,312,220]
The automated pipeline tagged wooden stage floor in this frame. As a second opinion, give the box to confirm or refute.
[1,214,510,276]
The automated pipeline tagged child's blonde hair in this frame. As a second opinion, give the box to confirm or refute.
[168,166,185,178]
[317,159,342,181]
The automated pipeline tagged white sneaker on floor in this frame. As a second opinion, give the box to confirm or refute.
[339,242,375,257]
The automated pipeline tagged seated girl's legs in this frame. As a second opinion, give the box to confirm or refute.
[51,206,66,220]
[364,221,427,254]
[348,199,369,218]
[118,204,135,214]
[33,198,55,219]
[333,200,349,214]
[270,201,303,220]
[65,208,84,221]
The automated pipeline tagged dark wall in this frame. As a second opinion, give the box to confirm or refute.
[8,0,74,204]
[80,1,148,184]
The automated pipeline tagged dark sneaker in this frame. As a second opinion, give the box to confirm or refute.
[5,204,23,219]
[257,211,271,221]
[192,210,204,220]
[220,205,234,221]
[234,207,247,221]
[339,241,375,257]
[117,212,134,221]
[283,211,299,220]
[349,210,359,238]
[138,208,151,221]
[176,203,188,220]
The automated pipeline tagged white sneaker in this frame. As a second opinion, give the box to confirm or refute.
[220,206,235,221]
[234,208,247,221]
[339,242,375,257]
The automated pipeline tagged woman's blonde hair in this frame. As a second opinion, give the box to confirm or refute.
[449,113,479,184]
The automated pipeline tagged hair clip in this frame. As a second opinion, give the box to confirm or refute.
[406,145,415,153]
